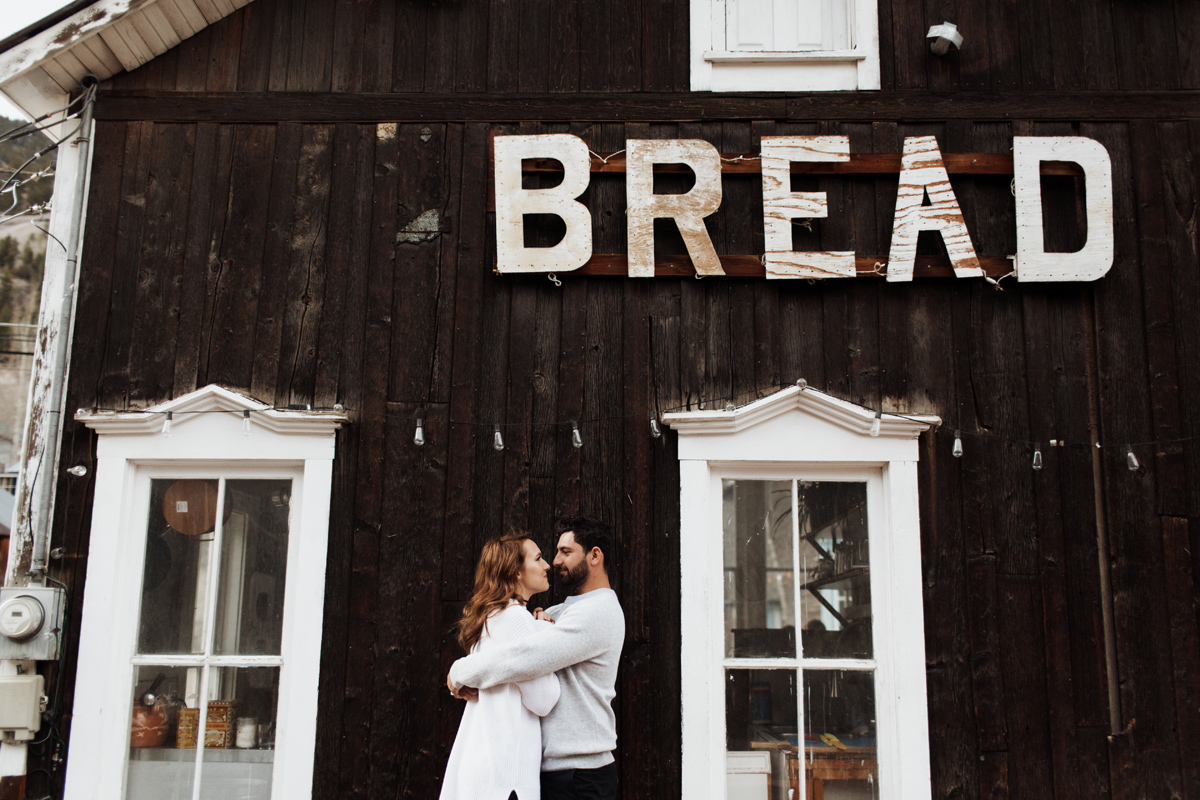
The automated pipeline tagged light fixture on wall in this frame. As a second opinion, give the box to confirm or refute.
[926,22,963,56]
[571,422,583,449]
[414,419,426,447]
[952,431,963,458]
[493,425,505,451]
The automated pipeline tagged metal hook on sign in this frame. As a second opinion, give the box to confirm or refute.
[548,273,562,287]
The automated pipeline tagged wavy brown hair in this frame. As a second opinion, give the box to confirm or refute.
[455,533,531,653]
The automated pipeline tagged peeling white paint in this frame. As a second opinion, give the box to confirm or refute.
[396,209,443,244]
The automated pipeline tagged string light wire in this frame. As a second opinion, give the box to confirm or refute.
[73,383,1200,457]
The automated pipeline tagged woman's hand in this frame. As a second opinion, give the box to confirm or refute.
[532,608,555,623]
[447,673,478,701]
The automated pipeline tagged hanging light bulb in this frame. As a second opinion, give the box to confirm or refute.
[649,415,662,439]
[952,431,963,458]
[1032,444,1043,471]
[161,411,173,436]
[869,411,882,438]
[1125,446,1139,471]
[242,409,252,436]
[493,425,504,451]
[571,422,583,449]
[414,418,426,447]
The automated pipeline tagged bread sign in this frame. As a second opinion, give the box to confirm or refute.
[493,134,1113,282]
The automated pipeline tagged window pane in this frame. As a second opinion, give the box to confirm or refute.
[725,668,796,800]
[797,481,872,659]
[197,666,279,800]
[723,480,795,658]
[138,479,220,655]
[801,669,878,798]
[213,481,292,656]
[126,664,199,800]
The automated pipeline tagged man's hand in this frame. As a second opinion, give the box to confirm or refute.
[446,671,479,701]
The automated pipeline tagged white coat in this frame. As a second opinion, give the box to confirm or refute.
[440,601,560,800]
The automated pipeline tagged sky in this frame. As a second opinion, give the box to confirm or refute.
[0,0,76,121]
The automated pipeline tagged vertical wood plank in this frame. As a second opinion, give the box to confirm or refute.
[388,123,450,404]
[442,123,491,600]
[234,0,276,91]
[273,124,333,404]
[205,124,275,389]
[392,1,428,91]
[1085,121,1180,800]
[328,0,364,92]
[204,9,243,90]
[248,122,302,403]
[98,121,154,406]
[126,123,195,406]
[371,404,449,799]
[548,0,580,92]
[1160,517,1200,797]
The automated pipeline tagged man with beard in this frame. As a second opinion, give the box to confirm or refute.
[448,516,625,800]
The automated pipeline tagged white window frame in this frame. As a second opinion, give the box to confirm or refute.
[63,385,346,800]
[690,0,880,91]
[664,383,935,799]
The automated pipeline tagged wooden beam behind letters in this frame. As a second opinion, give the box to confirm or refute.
[493,254,1016,279]
[518,153,1083,176]
[94,91,1200,123]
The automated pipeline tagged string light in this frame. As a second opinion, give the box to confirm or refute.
[414,418,425,447]
[1032,444,1043,471]
[73,384,1200,467]
[241,409,251,436]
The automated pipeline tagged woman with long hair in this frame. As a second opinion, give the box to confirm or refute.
[441,533,560,800]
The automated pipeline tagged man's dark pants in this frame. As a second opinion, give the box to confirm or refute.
[539,762,618,800]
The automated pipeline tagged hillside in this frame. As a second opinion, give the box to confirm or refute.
[0,116,54,474]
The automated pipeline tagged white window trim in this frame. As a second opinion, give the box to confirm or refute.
[664,383,936,799]
[63,385,346,800]
[690,0,881,91]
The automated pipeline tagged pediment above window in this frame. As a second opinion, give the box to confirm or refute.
[663,382,939,462]
[76,385,346,437]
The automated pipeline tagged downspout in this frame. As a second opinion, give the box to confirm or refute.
[1083,288,1122,735]
[26,76,97,577]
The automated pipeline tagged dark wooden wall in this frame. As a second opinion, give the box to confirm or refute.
[26,1,1200,799]
[40,113,1200,800]
[105,0,1200,95]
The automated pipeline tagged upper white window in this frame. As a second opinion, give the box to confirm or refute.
[664,383,935,800]
[64,386,345,800]
[690,0,881,91]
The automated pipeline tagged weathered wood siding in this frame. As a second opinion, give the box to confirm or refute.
[38,114,1200,800]
[104,0,1200,94]
[25,1,1200,800]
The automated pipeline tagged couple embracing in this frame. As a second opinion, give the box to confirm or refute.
[442,516,625,800]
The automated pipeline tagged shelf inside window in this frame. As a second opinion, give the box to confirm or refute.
[129,747,275,764]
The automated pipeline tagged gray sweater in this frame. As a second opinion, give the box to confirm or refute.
[449,588,625,771]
